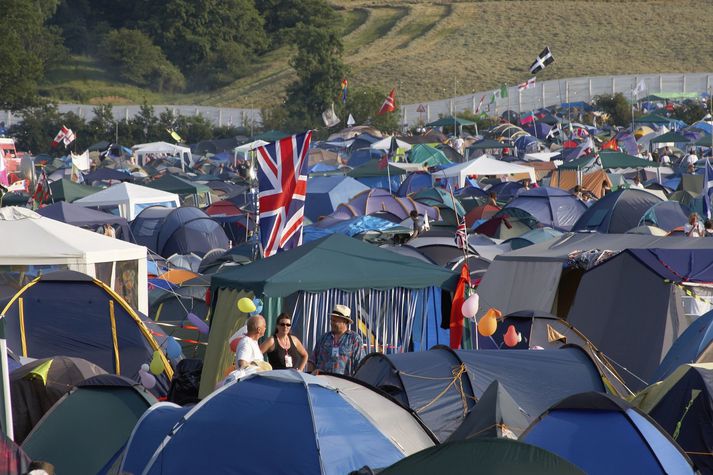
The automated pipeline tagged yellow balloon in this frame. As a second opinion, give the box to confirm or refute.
[237,297,256,313]
[150,350,165,375]
[478,314,497,337]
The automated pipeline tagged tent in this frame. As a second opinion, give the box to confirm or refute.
[465,203,501,227]
[82,168,133,186]
[567,248,713,390]
[654,311,713,382]
[639,201,689,231]
[0,433,30,475]
[559,151,660,170]
[22,375,157,475]
[346,159,406,190]
[426,116,476,128]
[370,136,412,152]
[475,232,713,321]
[130,206,229,258]
[305,175,369,221]
[504,187,587,231]
[354,346,610,442]
[572,189,663,233]
[378,438,584,475]
[633,363,713,473]
[131,371,435,475]
[36,201,132,241]
[408,144,451,167]
[75,182,180,221]
[0,207,148,313]
[434,156,536,187]
[505,227,563,250]
[145,174,211,205]
[488,181,524,201]
[10,356,106,443]
[410,187,466,216]
[473,208,540,239]
[48,178,99,203]
[133,141,192,169]
[397,172,435,196]
[0,271,173,387]
[521,392,695,474]
[203,234,457,395]
[331,188,440,222]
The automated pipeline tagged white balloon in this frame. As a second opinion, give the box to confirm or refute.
[461,293,480,319]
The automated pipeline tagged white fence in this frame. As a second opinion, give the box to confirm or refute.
[2,73,712,129]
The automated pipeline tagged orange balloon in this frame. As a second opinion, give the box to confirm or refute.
[504,325,519,347]
[483,308,503,320]
[478,314,497,337]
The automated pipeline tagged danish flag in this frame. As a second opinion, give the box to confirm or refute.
[256,132,312,257]
[378,88,396,115]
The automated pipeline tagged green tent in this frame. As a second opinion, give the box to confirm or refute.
[409,144,451,167]
[425,116,476,127]
[211,233,458,297]
[379,438,585,475]
[21,376,155,475]
[560,151,659,170]
[634,113,674,125]
[146,174,211,196]
[693,134,713,147]
[49,179,99,203]
[347,160,408,178]
[411,187,465,216]
[649,131,691,144]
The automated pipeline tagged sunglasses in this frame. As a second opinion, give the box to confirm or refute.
[278,322,292,327]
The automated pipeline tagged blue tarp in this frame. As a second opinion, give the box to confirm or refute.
[505,187,587,231]
[654,312,713,381]
[302,215,401,242]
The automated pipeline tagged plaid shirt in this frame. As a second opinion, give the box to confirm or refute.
[311,331,365,376]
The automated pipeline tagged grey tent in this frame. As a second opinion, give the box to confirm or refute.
[572,189,663,233]
[567,248,713,390]
[354,346,609,442]
[445,380,530,441]
[476,232,713,320]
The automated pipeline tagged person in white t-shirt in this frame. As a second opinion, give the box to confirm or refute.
[236,315,266,369]
[684,149,699,168]
[684,213,704,237]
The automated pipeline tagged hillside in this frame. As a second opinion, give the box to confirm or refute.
[42,0,713,109]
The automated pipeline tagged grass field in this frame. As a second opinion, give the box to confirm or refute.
[42,0,713,108]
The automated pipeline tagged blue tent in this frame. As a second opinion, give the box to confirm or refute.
[305,175,369,221]
[505,187,587,230]
[83,168,133,185]
[639,201,689,231]
[131,206,229,258]
[522,392,695,474]
[347,148,382,167]
[0,271,173,393]
[488,181,523,201]
[515,134,541,154]
[505,227,563,250]
[303,215,402,242]
[397,172,433,196]
[355,346,609,442]
[308,162,338,173]
[36,201,132,241]
[654,311,713,381]
[132,371,434,475]
[572,189,663,233]
[522,123,552,140]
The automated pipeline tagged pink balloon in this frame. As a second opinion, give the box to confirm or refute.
[186,312,209,335]
[139,370,157,389]
[503,325,520,348]
[461,294,480,318]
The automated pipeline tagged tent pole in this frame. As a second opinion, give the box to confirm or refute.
[0,336,13,441]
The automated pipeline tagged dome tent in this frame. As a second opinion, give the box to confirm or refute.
[521,392,695,474]
[131,206,229,258]
[130,371,435,475]
[572,188,663,233]
[504,187,587,231]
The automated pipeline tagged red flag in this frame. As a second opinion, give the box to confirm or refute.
[449,264,470,349]
[377,155,388,170]
[601,138,618,151]
[377,88,396,115]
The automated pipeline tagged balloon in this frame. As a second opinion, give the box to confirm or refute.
[237,297,256,313]
[139,370,157,389]
[150,350,165,375]
[165,336,182,360]
[504,325,520,348]
[250,301,264,317]
[229,337,242,353]
[141,363,150,373]
[186,312,209,335]
[478,313,497,337]
[461,294,480,319]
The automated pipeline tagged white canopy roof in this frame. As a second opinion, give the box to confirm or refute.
[0,207,145,265]
[523,151,559,162]
[234,140,269,153]
[370,136,412,152]
[132,141,190,155]
[75,183,180,221]
[433,155,536,186]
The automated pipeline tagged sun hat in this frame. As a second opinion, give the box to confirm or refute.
[330,304,352,323]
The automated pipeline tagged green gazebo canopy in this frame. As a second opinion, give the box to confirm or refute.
[211,233,459,297]
[426,116,476,127]
[469,138,508,150]
[649,131,691,144]
[146,174,211,195]
[49,179,99,203]
[347,160,407,178]
[560,151,659,170]
[633,113,673,125]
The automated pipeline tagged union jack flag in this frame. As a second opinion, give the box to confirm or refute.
[256,132,312,257]
[455,220,468,250]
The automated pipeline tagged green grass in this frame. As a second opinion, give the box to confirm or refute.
[42,1,713,108]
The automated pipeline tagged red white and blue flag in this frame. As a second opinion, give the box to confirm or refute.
[256,131,312,257]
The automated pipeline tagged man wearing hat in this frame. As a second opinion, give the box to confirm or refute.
[310,304,365,376]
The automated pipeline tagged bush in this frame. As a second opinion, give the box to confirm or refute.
[99,29,185,93]
[191,42,251,90]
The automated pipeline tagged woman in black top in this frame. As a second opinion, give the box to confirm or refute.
[260,313,308,370]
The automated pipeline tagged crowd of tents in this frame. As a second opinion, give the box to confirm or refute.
[0,95,712,473]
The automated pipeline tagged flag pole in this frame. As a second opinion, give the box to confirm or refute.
[0,317,13,440]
